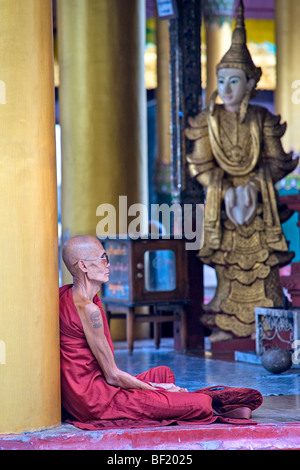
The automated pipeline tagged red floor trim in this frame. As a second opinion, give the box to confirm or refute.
[1,422,300,450]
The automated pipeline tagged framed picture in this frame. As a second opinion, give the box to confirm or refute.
[156,0,178,20]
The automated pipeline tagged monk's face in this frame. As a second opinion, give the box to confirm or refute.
[83,241,110,284]
[217,68,251,111]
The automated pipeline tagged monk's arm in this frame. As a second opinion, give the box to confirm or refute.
[78,305,156,390]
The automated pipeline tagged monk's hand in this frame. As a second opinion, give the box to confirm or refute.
[149,383,188,392]
[168,385,188,393]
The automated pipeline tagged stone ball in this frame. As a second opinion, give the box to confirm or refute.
[261,348,292,374]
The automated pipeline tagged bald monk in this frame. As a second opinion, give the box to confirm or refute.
[59,235,263,430]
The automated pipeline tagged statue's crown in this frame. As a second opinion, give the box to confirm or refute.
[217,0,262,84]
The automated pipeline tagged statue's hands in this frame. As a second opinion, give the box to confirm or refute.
[224,187,238,226]
[243,181,257,225]
[224,183,257,226]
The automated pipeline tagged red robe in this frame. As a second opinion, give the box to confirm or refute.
[59,285,263,430]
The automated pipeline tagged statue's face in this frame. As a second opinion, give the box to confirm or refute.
[217,68,250,111]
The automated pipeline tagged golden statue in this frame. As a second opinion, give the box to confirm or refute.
[185,0,298,340]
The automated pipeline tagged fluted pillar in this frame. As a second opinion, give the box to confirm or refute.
[155,18,172,199]
[0,0,60,433]
[203,0,235,105]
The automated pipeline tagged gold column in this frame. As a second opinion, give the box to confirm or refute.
[155,18,172,196]
[0,0,60,433]
[156,19,171,166]
[57,0,148,339]
[205,21,233,104]
[58,0,147,279]
[275,0,300,152]
[203,2,235,106]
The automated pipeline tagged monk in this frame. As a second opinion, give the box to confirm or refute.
[59,235,263,430]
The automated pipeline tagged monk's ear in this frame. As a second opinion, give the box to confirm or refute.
[77,259,88,272]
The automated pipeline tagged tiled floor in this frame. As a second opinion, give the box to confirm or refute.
[255,395,300,423]
[114,338,300,423]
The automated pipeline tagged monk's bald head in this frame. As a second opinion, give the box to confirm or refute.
[62,235,102,276]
